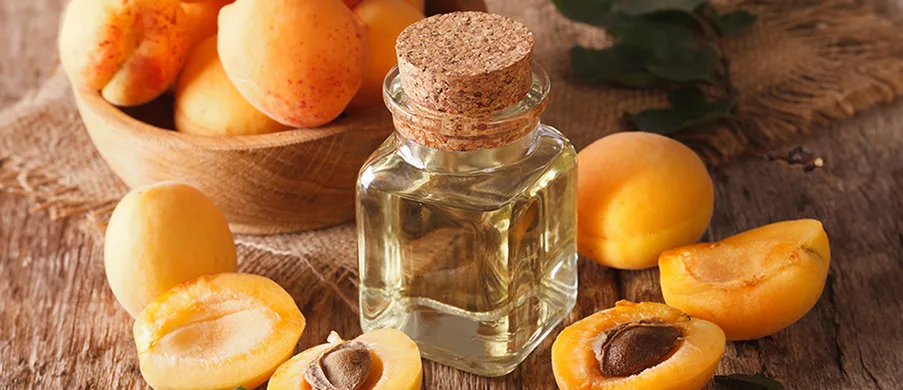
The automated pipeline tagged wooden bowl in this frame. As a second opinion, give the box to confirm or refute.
[74,90,392,235]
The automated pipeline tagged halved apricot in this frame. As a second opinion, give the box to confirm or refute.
[268,328,421,390]
[552,301,725,390]
[659,219,830,341]
[134,273,305,390]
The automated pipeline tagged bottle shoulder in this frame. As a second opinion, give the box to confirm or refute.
[358,125,576,209]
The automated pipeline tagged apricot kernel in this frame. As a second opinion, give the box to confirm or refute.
[595,320,684,377]
[305,339,372,390]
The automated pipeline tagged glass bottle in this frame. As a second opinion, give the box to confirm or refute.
[356,12,578,377]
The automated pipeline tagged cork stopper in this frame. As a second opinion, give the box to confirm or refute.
[396,12,534,115]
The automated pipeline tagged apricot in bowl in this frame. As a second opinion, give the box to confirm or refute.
[552,301,725,390]
[175,36,290,136]
[577,132,714,270]
[218,0,368,127]
[59,0,190,106]
[268,328,422,390]
[659,219,831,341]
[134,272,305,390]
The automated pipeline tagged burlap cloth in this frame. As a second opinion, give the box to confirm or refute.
[2,0,903,308]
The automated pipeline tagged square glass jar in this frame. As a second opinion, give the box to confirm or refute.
[356,65,577,377]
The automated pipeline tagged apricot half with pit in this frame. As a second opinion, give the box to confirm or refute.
[268,328,422,390]
[659,219,830,341]
[134,273,305,390]
[577,132,714,270]
[552,301,725,390]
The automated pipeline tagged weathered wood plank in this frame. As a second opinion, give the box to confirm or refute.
[3,0,903,389]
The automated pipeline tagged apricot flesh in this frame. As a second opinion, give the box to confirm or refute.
[552,301,725,390]
[104,182,237,318]
[59,0,191,106]
[268,328,422,390]
[348,0,424,110]
[134,273,305,390]
[660,219,831,341]
[218,0,368,127]
[577,132,714,270]
[175,37,290,136]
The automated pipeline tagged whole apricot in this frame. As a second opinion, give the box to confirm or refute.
[577,132,714,270]
[182,0,233,50]
[134,273,305,390]
[269,329,422,390]
[218,0,368,127]
[175,37,290,136]
[660,219,830,340]
[104,182,237,318]
[348,0,424,111]
[552,301,725,390]
[59,0,190,106]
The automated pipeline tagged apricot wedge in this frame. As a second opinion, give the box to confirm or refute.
[552,301,725,390]
[134,273,305,390]
[268,328,422,390]
[659,219,830,341]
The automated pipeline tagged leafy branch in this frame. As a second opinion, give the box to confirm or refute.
[553,0,756,135]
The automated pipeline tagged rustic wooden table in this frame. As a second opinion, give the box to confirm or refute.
[3,1,903,389]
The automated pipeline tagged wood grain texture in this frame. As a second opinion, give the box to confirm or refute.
[75,89,392,235]
[4,0,903,389]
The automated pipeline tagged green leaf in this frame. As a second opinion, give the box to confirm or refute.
[646,45,719,83]
[714,374,785,390]
[668,86,706,108]
[551,0,620,27]
[613,0,708,15]
[571,45,661,87]
[716,10,757,35]
[233,387,249,390]
[628,87,734,134]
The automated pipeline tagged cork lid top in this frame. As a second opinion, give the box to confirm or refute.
[396,12,535,115]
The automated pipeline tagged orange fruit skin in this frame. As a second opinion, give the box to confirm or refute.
[577,132,714,270]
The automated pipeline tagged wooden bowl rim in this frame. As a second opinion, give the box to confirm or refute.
[75,88,390,151]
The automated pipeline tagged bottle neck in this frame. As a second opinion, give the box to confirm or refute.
[396,125,540,173]
[383,62,551,154]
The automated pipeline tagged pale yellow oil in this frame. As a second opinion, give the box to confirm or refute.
[356,123,578,376]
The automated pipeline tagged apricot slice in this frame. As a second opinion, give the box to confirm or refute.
[218,0,368,127]
[134,273,305,390]
[268,329,422,390]
[105,181,237,318]
[348,0,424,110]
[58,0,191,106]
[659,219,830,341]
[577,132,714,270]
[552,301,725,390]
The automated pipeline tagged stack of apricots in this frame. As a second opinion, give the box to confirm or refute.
[59,0,425,136]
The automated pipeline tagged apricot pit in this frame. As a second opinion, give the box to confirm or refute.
[552,301,725,390]
[269,329,422,390]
